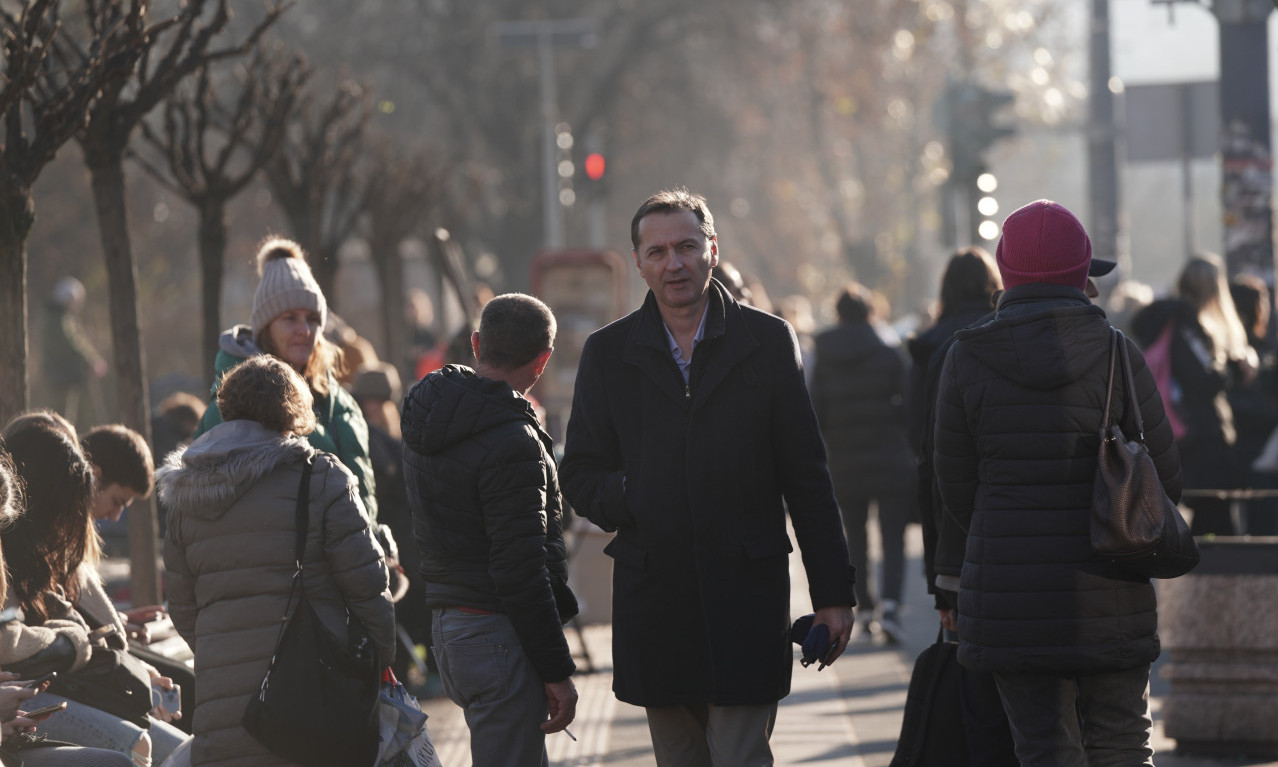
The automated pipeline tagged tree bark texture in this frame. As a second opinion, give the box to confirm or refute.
[369,236,407,381]
[198,201,227,387]
[86,156,161,607]
[0,188,34,425]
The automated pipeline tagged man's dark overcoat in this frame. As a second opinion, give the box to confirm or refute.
[561,280,854,707]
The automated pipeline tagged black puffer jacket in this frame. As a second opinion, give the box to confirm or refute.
[401,365,577,683]
[811,321,915,496]
[934,284,1182,675]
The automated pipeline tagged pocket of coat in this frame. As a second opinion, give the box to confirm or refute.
[741,535,794,560]
[603,536,647,570]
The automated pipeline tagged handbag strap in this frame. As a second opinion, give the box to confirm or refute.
[1101,328,1119,432]
[294,455,313,570]
[1101,328,1148,442]
[257,456,315,697]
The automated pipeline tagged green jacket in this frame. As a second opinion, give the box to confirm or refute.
[194,325,378,522]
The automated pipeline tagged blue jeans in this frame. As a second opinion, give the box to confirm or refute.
[27,691,189,766]
[993,665,1154,767]
[431,608,549,767]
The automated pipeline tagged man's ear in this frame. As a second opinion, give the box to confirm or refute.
[470,330,481,362]
[633,250,642,273]
[709,237,720,267]
[532,348,553,377]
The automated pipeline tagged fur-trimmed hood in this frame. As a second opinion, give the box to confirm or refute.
[157,419,315,520]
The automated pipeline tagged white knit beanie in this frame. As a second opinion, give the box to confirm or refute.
[250,238,327,338]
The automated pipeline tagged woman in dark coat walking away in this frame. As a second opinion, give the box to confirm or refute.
[811,283,915,643]
[906,247,1001,610]
[1131,253,1256,535]
[935,200,1181,766]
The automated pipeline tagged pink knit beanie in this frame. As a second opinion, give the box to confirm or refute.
[250,238,327,337]
[995,200,1092,291]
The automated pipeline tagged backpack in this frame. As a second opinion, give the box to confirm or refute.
[1140,321,1188,441]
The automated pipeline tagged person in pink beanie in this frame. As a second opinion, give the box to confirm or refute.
[933,199,1182,765]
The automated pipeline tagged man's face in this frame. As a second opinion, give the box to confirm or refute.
[633,210,719,313]
[92,481,140,523]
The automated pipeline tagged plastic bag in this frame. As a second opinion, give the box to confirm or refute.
[376,670,443,767]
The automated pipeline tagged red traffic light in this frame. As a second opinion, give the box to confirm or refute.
[584,152,606,181]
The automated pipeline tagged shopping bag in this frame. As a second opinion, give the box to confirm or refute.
[376,670,443,767]
[890,631,968,767]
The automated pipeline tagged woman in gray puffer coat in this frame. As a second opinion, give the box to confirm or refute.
[159,355,395,767]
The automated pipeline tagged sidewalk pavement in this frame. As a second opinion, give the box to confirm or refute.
[419,525,1278,766]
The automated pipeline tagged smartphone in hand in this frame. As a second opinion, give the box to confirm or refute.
[22,672,57,689]
[23,701,67,722]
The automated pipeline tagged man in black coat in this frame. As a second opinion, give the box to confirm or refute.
[561,188,855,766]
[401,294,579,766]
[934,200,1181,765]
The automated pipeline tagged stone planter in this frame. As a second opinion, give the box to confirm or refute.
[1158,537,1278,757]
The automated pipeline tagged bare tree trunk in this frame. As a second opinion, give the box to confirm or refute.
[86,156,161,607]
[369,236,406,379]
[0,189,33,425]
[198,201,227,386]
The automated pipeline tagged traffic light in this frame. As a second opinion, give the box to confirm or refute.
[944,80,1017,183]
[555,122,575,207]
[940,80,1016,247]
[584,152,605,182]
[976,171,1001,242]
[581,151,607,199]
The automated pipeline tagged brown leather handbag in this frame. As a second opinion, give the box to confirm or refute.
[1091,328,1199,579]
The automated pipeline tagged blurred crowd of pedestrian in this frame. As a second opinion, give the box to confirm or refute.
[9,182,1278,767]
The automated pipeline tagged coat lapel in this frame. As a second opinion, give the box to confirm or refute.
[689,281,758,404]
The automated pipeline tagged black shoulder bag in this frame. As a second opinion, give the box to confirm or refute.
[242,457,380,766]
[1092,328,1200,579]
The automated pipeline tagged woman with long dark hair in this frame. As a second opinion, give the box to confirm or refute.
[1,413,187,766]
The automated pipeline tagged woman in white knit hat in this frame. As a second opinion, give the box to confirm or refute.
[192,238,378,522]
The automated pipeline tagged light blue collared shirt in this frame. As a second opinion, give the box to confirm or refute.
[663,304,710,385]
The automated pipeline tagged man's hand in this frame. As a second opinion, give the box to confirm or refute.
[541,678,578,734]
[813,605,854,666]
[938,609,957,632]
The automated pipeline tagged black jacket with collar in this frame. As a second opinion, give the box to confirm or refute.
[401,365,576,683]
[934,283,1181,674]
[561,280,854,707]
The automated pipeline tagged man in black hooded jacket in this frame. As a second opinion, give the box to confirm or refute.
[401,293,578,766]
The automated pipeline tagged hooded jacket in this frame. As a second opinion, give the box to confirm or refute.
[934,284,1181,674]
[193,325,378,522]
[401,366,576,684]
[159,420,394,766]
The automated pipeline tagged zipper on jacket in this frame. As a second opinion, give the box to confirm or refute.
[685,384,691,400]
